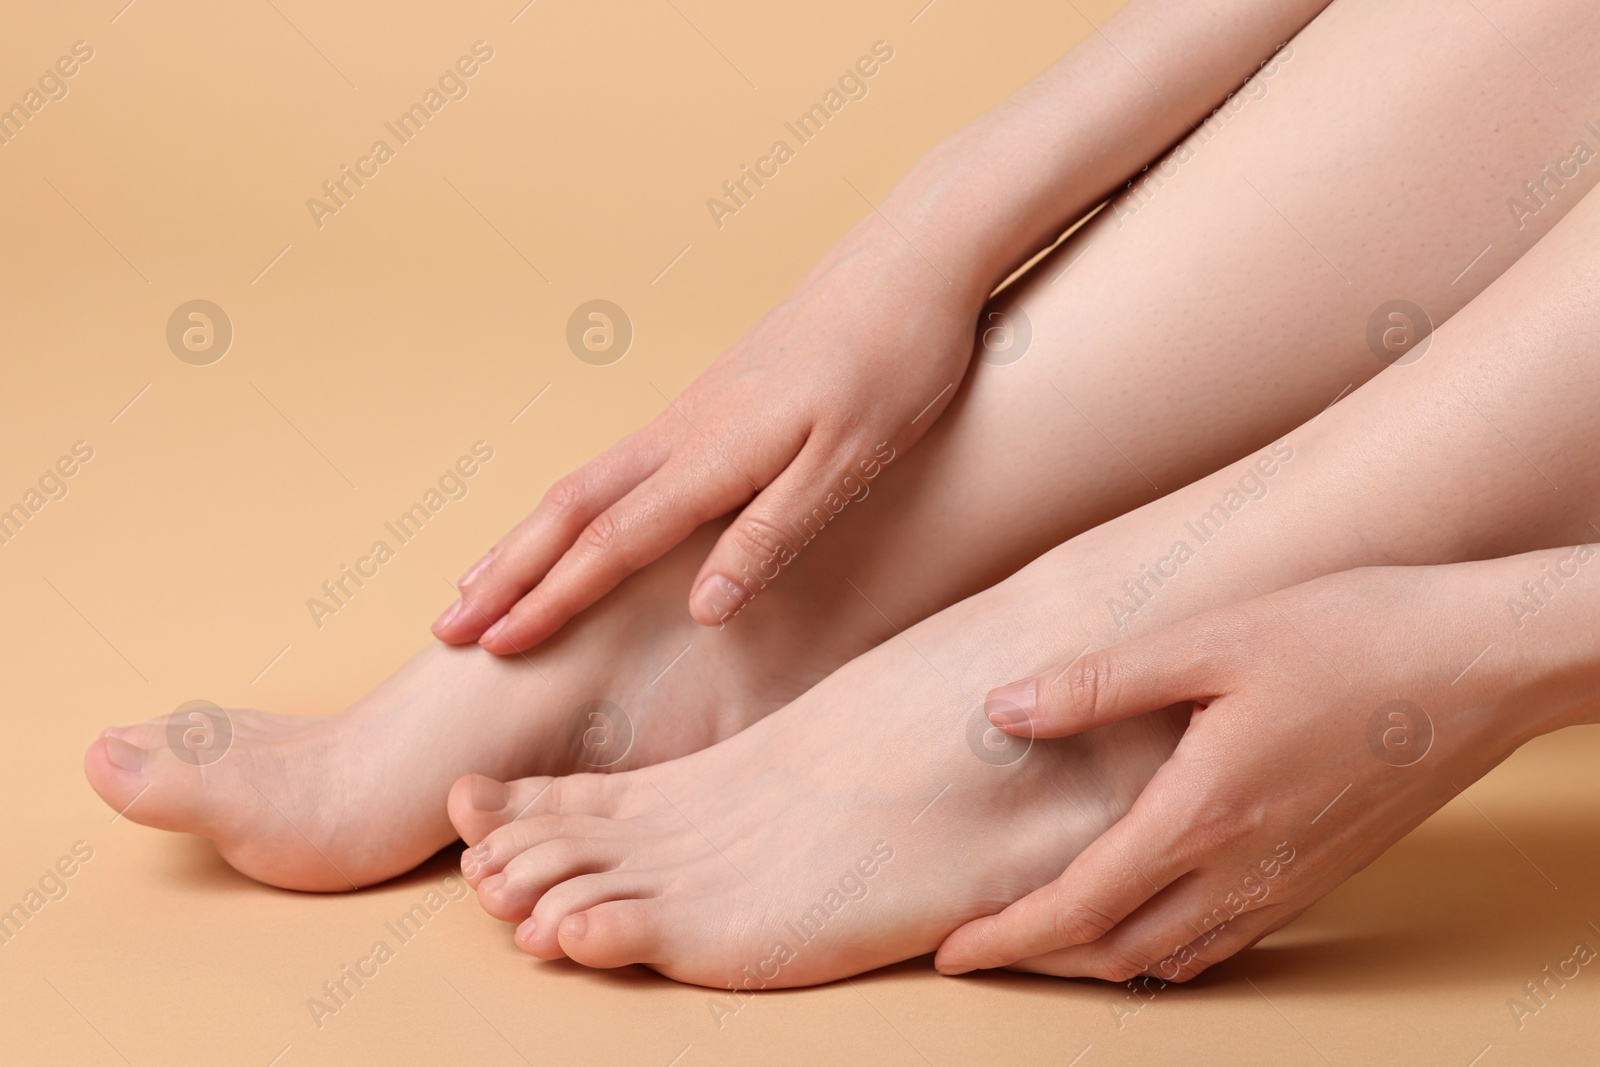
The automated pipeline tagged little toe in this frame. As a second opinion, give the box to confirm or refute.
[518,871,658,959]
[477,836,628,921]
[559,899,665,970]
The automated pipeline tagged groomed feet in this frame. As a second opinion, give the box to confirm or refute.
[84,524,885,891]
[449,591,1189,988]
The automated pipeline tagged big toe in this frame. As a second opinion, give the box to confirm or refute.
[85,734,151,816]
[449,773,551,845]
[84,731,225,834]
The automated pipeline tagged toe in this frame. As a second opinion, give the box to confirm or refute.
[516,871,657,959]
[477,836,628,920]
[462,813,624,887]
[449,772,629,846]
[83,734,224,836]
[84,735,149,814]
[448,774,549,845]
[559,899,664,969]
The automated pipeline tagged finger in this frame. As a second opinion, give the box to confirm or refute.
[934,791,1192,974]
[433,438,666,644]
[985,615,1238,739]
[686,439,852,624]
[479,450,756,653]
[1013,895,1291,984]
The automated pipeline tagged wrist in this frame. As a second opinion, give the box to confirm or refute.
[813,203,995,313]
[1468,549,1600,735]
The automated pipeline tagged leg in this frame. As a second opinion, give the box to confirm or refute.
[86,0,1600,889]
[464,171,1600,985]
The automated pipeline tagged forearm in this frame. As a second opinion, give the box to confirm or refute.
[857,0,1333,299]
[1479,547,1600,733]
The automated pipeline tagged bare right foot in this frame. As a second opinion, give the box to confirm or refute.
[83,524,886,891]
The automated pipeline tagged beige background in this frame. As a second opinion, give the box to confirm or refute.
[3,0,1599,1063]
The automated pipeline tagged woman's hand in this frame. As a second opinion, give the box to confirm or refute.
[434,224,984,653]
[432,0,1337,655]
[935,556,1593,982]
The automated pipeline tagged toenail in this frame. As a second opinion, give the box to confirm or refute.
[471,776,509,811]
[480,873,505,895]
[432,600,464,631]
[516,918,537,942]
[561,913,588,940]
[104,736,145,773]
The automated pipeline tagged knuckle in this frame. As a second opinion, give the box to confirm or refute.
[725,513,795,568]
[577,510,624,557]
[1051,899,1120,948]
[1057,654,1117,725]
[543,475,591,520]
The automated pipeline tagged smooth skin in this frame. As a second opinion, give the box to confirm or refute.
[85,0,1600,897]
[435,0,1336,650]
[448,165,1600,986]
[937,551,1600,981]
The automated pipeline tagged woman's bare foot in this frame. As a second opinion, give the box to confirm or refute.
[82,524,879,891]
[86,0,1600,895]
[448,598,1189,986]
[453,183,1600,982]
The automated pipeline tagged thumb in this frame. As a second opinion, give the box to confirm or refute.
[986,621,1228,738]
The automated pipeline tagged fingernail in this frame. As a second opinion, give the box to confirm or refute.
[561,913,588,941]
[459,550,495,587]
[471,776,508,811]
[432,600,464,632]
[936,961,976,976]
[104,736,145,773]
[516,917,538,943]
[102,725,131,741]
[480,617,508,645]
[987,679,1037,729]
[479,873,505,895]
[691,574,747,624]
